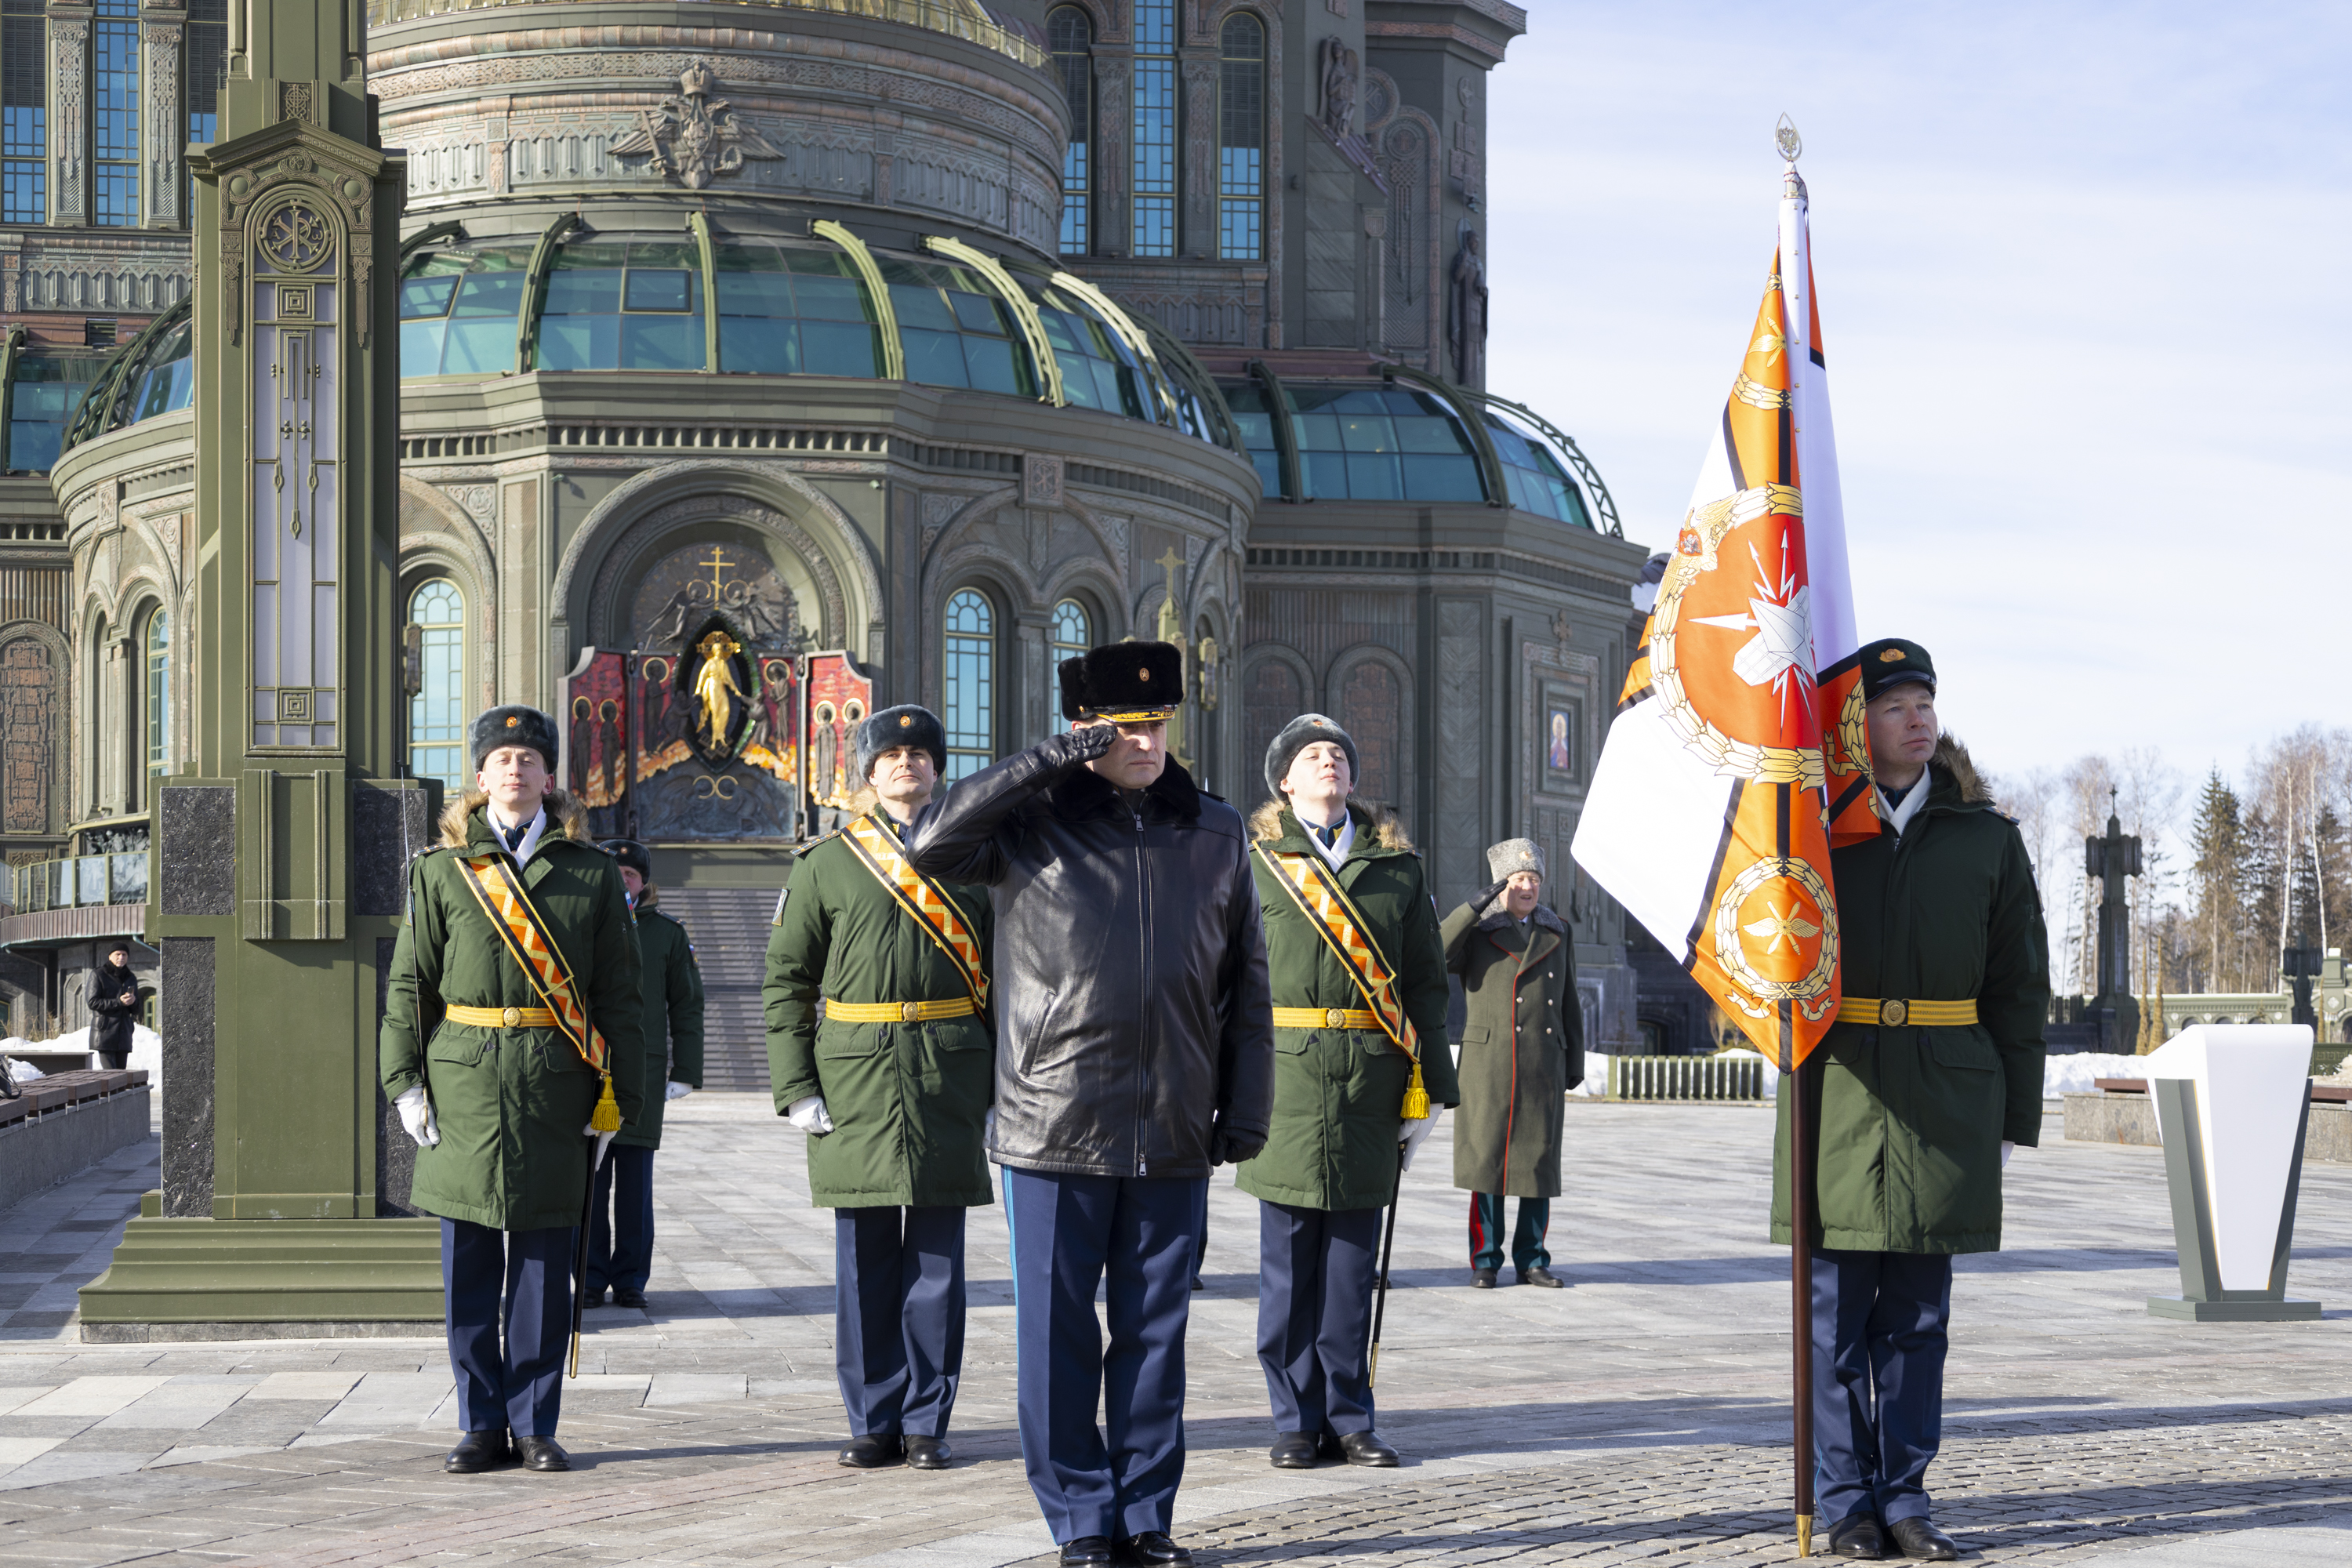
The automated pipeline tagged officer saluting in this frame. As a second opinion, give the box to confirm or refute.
[1777,640,2048,1562]
[906,641,1272,1568]
[588,839,705,1311]
[764,705,993,1472]
[381,706,647,1475]
[1239,714,1455,1470]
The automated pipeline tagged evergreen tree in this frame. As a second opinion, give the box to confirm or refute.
[2187,771,2243,991]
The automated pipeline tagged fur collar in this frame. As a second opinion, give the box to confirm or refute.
[1476,900,1567,936]
[1047,756,1203,823]
[1926,734,1992,807]
[1247,797,1414,852]
[438,789,590,851]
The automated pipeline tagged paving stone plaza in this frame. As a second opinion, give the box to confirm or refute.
[2,1097,2348,1566]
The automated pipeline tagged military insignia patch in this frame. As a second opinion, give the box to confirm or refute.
[1878,648,1904,662]
[898,714,913,728]
[506,713,522,725]
[1138,667,1151,681]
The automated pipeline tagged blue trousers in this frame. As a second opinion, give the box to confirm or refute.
[836,1205,967,1438]
[586,1145,655,1297]
[1813,1248,1954,1526]
[1469,1193,1550,1272]
[1256,1201,1380,1437]
[1003,1167,1205,1544]
[441,1218,575,1438]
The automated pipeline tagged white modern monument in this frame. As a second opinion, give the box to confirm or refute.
[2141,1024,2321,1322]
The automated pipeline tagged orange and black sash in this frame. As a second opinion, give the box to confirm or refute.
[454,851,611,1077]
[1252,842,1432,1120]
[841,813,990,1011]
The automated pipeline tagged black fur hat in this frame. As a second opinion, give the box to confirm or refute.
[1264,713,1360,800]
[1058,641,1183,721]
[855,704,947,782]
[470,705,560,772]
[600,838,653,881]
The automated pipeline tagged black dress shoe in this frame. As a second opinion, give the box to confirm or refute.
[905,1435,952,1470]
[1190,1275,1205,1290]
[1123,1531,1192,1566]
[1887,1517,1959,1561]
[514,1436,570,1472]
[1826,1513,1886,1559]
[1332,1429,1400,1467]
[612,1287,646,1308]
[838,1433,906,1468]
[583,1287,609,1307]
[1519,1266,1563,1288]
[1471,1268,1498,1288]
[1059,1537,1116,1566]
[1268,1432,1319,1468]
[443,1429,512,1473]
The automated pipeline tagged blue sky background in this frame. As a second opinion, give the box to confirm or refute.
[1487,3,2348,792]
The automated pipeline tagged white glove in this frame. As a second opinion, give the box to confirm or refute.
[666,1080,694,1101]
[395,1085,439,1148]
[2000,1140,2015,1168]
[787,1094,834,1134]
[1398,1112,1437,1173]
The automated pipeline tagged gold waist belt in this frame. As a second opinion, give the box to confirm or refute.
[445,1005,559,1029]
[824,997,980,1024]
[1835,997,1979,1028]
[1272,1007,1381,1030]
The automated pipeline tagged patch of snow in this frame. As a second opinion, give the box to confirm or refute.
[2044,1052,2147,1096]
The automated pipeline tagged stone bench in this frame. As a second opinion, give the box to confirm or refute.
[0,1069,153,1212]
[2063,1078,2352,1164]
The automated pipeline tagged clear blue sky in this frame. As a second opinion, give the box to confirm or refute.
[1488,2,2349,786]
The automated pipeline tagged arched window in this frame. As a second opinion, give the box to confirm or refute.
[942,589,995,781]
[1049,6,1093,256]
[1131,0,1177,257]
[1050,598,1091,663]
[407,579,466,792]
[1218,15,1265,261]
[143,608,168,789]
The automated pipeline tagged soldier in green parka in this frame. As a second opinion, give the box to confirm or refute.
[585,837,705,1310]
[764,704,993,1473]
[381,705,647,1478]
[1238,714,1457,1472]
[1771,640,2048,1563]
[1440,838,1584,1290]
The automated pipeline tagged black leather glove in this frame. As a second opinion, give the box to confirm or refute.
[1473,877,1509,909]
[1212,1127,1265,1167]
[1044,724,1119,769]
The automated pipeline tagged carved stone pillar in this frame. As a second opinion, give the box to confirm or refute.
[143,14,183,226]
[1094,56,1130,256]
[49,9,89,226]
[1181,56,1215,260]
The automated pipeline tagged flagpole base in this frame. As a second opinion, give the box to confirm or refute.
[1795,1515,1813,1558]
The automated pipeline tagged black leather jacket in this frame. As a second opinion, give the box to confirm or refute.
[904,733,1273,1180]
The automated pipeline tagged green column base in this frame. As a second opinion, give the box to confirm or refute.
[2147,1294,2321,1322]
[78,1217,446,1335]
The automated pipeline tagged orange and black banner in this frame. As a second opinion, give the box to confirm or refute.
[841,814,991,1011]
[1254,844,1419,1061]
[453,853,610,1076]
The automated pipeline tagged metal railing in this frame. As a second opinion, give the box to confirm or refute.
[364,0,1047,66]
[1608,1054,1766,1102]
[4,852,149,915]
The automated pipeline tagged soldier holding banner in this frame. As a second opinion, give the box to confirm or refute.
[1773,641,2048,1561]
[381,705,648,1476]
[1239,714,1454,1469]
[764,705,995,1472]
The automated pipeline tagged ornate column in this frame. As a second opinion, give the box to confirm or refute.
[1094,55,1129,256]
[49,5,89,226]
[1181,55,1214,260]
[143,5,183,227]
[80,0,434,1330]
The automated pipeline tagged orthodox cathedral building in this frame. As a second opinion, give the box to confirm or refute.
[0,0,1650,1082]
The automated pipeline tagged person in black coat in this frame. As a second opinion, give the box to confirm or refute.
[88,946,140,1070]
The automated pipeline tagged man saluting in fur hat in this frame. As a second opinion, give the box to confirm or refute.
[763,704,994,1472]
[380,706,647,1475]
[905,641,1273,1568]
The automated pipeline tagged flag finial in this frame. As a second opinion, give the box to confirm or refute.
[1775,114,1802,165]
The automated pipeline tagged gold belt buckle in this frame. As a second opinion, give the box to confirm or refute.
[901,1002,921,1023]
[502,1006,523,1028]
[1878,1000,1907,1028]
[1326,1008,1348,1029]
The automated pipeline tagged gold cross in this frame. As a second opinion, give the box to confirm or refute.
[701,546,735,597]
[1155,545,1184,593]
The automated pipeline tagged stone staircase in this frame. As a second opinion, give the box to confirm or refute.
[656,887,779,1094]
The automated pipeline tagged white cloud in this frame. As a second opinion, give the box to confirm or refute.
[1488,2,2351,783]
